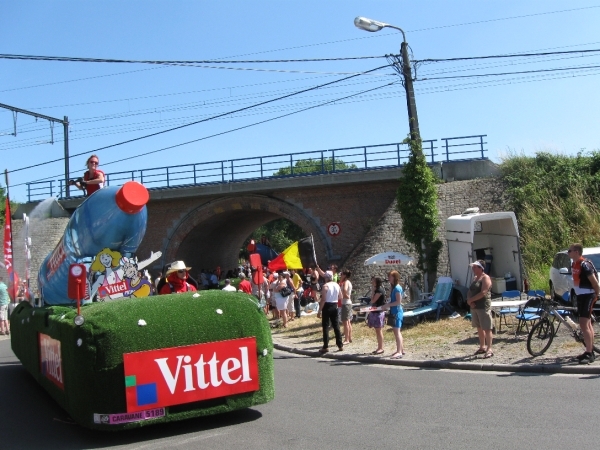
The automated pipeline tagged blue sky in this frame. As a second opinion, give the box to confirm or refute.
[1,1,599,202]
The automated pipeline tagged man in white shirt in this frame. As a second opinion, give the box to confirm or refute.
[316,270,343,353]
[222,279,237,292]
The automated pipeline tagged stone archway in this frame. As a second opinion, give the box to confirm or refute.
[162,195,332,273]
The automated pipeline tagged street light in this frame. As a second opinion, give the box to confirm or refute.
[354,16,420,142]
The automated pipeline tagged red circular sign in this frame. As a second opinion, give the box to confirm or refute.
[327,222,341,236]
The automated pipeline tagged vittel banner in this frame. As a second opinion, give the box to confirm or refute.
[123,337,260,413]
[39,333,64,390]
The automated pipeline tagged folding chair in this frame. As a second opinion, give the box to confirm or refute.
[497,290,521,332]
[515,296,542,334]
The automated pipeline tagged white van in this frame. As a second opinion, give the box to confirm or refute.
[445,208,524,308]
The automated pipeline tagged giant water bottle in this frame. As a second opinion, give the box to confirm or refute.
[38,181,149,305]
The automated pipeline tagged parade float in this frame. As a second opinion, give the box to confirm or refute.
[9,181,274,430]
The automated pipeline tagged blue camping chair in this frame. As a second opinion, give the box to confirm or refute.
[403,277,455,322]
[497,290,521,332]
[515,295,542,334]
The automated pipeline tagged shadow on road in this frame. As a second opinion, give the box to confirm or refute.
[0,360,262,449]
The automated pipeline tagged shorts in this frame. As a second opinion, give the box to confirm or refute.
[390,310,404,329]
[577,293,597,319]
[341,304,353,322]
[471,308,493,330]
[0,304,7,321]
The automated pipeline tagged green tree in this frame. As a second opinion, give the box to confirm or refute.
[239,218,307,260]
[273,157,357,176]
[396,138,443,291]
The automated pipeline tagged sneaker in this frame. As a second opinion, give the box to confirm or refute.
[576,352,588,361]
[579,352,595,364]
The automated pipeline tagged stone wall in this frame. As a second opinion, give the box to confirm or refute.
[342,177,509,299]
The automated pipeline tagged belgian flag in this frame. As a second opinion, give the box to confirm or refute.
[267,236,317,271]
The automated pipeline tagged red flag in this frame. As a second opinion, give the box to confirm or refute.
[9,270,19,302]
[3,196,16,300]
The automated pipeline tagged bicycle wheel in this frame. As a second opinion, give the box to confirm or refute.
[527,318,555,356]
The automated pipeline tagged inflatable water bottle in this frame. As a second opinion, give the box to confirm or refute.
[38,182,149,305]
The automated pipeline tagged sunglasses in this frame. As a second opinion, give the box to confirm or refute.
[177,270,186,273]
[89,161,99,165]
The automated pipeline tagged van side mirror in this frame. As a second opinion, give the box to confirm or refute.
[559,267,570,275]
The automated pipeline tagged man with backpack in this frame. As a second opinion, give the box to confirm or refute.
[569,243,600,364]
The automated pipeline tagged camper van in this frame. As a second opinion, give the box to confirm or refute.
[445,208,524,308]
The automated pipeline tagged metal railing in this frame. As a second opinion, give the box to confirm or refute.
[25,134,487,202]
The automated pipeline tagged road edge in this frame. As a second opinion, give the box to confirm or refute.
[273,343,600,375]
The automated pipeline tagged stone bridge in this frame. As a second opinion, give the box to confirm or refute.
[48,158,498,276]
[9,158,506,297]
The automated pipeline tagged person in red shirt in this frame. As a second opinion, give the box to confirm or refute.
[70,154,105,196]
[238,273,252,294]
[159,261,197,294]
[569,243,600,364]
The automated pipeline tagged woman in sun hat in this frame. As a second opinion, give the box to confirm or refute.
[467,259,493,358]
[159,261,197,294]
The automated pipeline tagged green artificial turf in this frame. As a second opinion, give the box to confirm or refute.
[10,291,274,431]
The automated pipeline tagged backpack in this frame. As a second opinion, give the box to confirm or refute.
[579,259,599,290]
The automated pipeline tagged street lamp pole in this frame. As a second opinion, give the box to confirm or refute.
[354,17,420,142]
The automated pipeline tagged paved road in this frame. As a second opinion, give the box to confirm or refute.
[0,337,597,449]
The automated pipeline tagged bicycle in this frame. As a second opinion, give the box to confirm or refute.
[526,295,600,357]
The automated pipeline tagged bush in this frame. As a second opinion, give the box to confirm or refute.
[501,151,600,286]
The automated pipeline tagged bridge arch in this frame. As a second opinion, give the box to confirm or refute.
[161,195,332,273]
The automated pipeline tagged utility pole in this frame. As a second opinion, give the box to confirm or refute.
[0,103,71,197]
[400,41,420,141]
[354,17,421,142]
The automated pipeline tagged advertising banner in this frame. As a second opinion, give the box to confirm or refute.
[39,333,64,390]
[123,337,260,413]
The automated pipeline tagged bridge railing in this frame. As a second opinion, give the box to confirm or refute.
[25,134,487,202]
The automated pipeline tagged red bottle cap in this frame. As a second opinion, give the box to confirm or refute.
[115,181,149,214]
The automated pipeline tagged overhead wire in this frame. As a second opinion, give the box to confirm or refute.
[9,61,600,186]
[0,76,392,141]
[0,83,400,150]
[6,64,391,174]
[414,47,600,64]
[418,63,600,81]
[14,80,399,187]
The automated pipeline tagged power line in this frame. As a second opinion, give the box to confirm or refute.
[6,64,391,174]
[0,66,167,93]
[24,74,337,110]
[0,53,385,65]
[14,80,399,188]
[418,63,600,81]
[414,48,600,64]
[0,77,391,141]
[191,5,600,59]
[406,5,600,34]
[0,82,399,149]
[11,60,600,185]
